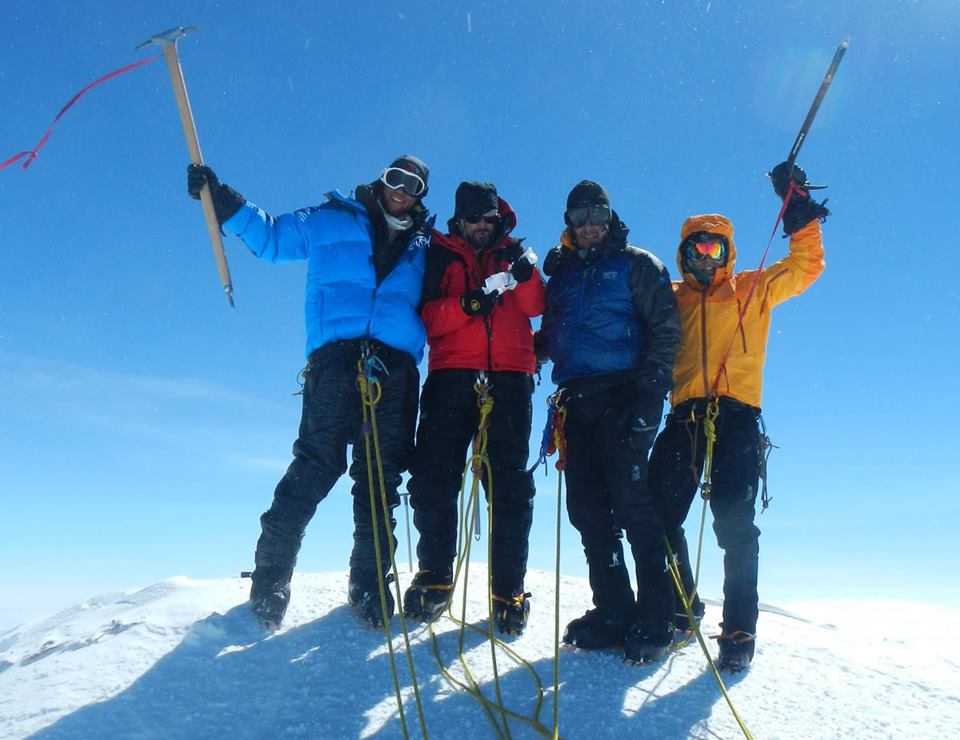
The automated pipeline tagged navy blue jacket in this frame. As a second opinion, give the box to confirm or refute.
[224,189,431,362]
[539,219,681,392]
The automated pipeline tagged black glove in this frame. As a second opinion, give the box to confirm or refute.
[500,242,535,284]
[769,161,830,235]
[510,254,535,283]
[782,196,830,235]
[187,164,246,225]
[620,391,665,453]
[769,161,810,200]
[461,288,497,317]
[501,241,523,264]
[635,364,672,399]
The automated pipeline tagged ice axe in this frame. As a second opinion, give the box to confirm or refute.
[138,26,235,307]
[782,39,849,189]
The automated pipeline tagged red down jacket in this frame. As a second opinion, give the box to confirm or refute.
[420,197,546,374]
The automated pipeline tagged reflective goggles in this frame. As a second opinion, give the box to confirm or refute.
[684,233,728,261]
[565,204,612,228]
[379,166,427,197]
[463,213,501,225]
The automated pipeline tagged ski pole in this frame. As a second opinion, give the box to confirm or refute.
[785,39,849,170]
[138,26,236,308]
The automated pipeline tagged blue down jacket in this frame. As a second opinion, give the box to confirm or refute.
[224,190,430,362]
[540,220,680,390]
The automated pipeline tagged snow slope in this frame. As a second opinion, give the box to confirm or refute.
[2,569,958,739]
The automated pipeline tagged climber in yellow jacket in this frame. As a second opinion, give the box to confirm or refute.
[647,160,828,673]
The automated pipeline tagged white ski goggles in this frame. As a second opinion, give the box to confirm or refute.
[379,167,427,197]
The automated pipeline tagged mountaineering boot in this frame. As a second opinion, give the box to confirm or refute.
[402,569,454,623]
[493,592,532,636]
[675,596,706,633]
[566,543,635,649]
[562,608,629,650]
[716,631,755,673]
[247,566,293,631]
[623,620,674,665]
[624,549,675,663]
[348,568,395,628]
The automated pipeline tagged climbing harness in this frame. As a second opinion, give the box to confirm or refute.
[356,344,429,740]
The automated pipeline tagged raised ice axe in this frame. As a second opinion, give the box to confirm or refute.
[138,26,235,307]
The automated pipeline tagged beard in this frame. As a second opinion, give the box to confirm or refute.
[466,230,493,250]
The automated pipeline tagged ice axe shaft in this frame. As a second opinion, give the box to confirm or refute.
[786,39,848,169]
[140,27,235,307]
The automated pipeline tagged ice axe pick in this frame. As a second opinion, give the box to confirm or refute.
[138,26,235,307]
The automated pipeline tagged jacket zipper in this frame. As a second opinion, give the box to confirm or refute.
[484,315,494,372]
[736,298,748,353]
[475,250,494,372]
[574,265,590,373]
[700,290,710,397]
[364,286,377,339]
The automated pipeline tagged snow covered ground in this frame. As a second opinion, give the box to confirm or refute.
[2,568,958,739]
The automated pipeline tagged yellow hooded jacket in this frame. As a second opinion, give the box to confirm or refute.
[670,214,824,409]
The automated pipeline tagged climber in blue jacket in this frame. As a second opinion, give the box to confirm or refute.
[188,155,433,630]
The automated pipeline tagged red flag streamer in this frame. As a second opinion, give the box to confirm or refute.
[1,56,159,172]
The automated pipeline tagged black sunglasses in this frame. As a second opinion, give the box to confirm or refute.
[566,204,611,228]
[463,214,501,225]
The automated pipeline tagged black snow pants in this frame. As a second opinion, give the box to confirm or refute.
[561,378,674,632]
[648,396,762,635]
[407,369,536,598]
[253,339,419,586]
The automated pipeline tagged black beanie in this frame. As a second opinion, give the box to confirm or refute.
[454,181,499,218]
[389,154,430,195]
[566,180,610,211]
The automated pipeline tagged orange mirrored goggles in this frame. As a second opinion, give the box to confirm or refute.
[684,234,728,261]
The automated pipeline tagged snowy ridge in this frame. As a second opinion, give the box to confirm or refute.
[2,569,958,739]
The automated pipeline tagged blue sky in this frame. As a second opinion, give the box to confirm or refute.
[2,1,958,629]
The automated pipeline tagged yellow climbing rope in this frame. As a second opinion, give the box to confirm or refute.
[419,375,556,739]
[548,394,568,740]
[699,400,719,492]
[686,399,720,613]
[665,539,754,740]
[357,354,429,740]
